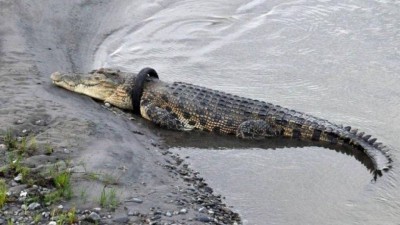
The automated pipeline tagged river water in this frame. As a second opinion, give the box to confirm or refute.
[93,0,400,224]
[11,0,400,225]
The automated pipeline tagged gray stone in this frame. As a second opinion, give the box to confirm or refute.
[113,217,129,223]
[88,212,101,222]
[196,215,212,223]
[0,217,5,225]
[125,197,143,203]
[165,211,172,217]
[48,221,57,225]
[179,208,188,214]
[14,173,23,182]
[28,202,41,210]
[127,211,139,216]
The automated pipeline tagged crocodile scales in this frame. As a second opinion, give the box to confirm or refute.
[50,67,392,176]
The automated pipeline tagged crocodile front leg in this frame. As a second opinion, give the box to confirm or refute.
[140,101,185,131]
[236,120,283,140]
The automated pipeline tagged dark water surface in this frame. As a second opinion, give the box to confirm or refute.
[10,0,398,224]
[93,0,400,224]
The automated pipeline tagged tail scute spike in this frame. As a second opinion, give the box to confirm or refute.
[368,138,377,144]
[344,126,351,131]
[363,135,371,141]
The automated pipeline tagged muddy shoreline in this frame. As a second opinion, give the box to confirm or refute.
[0,1,241,224]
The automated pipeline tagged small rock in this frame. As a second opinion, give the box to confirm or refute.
[113,217,129,223]
[0,218,5,224]
[22,129,27,134]
[128,211,139,216]
[87,212,101,222]
[179,208,188,214]
[0,144,6,151]
[20,190,27,197]
[48,221,57,225]
[165,211,172,217]
[35,120,41,125]
[105,102,111,107]
[93,207,101,212]
[63,148,70,153]
[196,215,212,223]
[125,197,143,203]
[42,212,50,218]
[57,205,63,209]
[16,119,24,124]
[21,204,28,211]
[14,174,23,182]
[28,202,41,210]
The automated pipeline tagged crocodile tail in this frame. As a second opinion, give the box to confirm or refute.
[344,127,392,176]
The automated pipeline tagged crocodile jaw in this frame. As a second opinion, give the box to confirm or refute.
[50,71,117,102]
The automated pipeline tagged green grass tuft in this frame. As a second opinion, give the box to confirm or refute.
[0,179,7,208]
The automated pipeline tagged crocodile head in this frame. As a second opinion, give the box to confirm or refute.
[50,69,133,110]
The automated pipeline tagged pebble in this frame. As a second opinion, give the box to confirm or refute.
[16,119,24,124]
[93,207,101,212]
[125,197,143,203]
[128,211,139,216]
[105,102,111,107]
[14,174,23,182]
[42,212,50,218]
[165,211,172,217]
[0,144,6,151]
[196,215,212,223]
[179,208,188,214]
[57,205,63,209]
[87,212,101,222]
[48,221,57,225]
[28,202,40,210]
[113,217,129,223]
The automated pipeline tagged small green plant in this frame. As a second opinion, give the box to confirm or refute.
[79,189,88,203]
[28,136,38,153]
[45,142,53,155]
[54,171,73,199]
[16,166,30,183]
[0,179,7,208]
[18,136,27,155]
[7,219,14,225]
[99,188,107,208]
[67,207,77,224]
[33,213,42,224]
[4,129,17,150]
[99,186,119,210]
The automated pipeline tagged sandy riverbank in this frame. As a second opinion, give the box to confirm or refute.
[0,1,240,224]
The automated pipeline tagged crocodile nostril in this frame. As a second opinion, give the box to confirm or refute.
[50,72,62,82]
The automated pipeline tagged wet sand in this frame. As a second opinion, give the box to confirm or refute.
[0,1,239,224]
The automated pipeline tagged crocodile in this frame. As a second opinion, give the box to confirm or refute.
[50,67,392,177]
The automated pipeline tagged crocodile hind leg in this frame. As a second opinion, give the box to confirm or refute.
[236,120,283,140]
[140,101,185,131]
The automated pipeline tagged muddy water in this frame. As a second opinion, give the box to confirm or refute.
[6,0,398,224]
[93,0,400,224]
